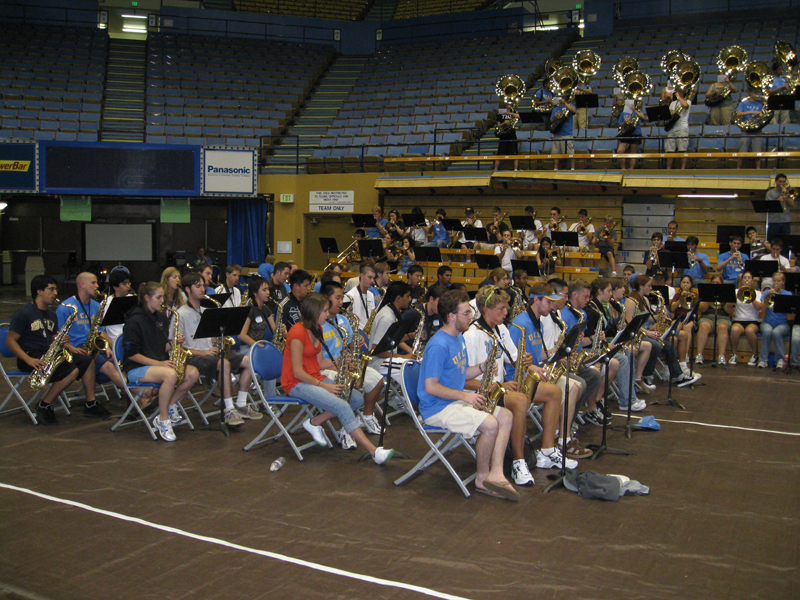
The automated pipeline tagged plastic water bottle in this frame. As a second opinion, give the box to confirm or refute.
[270,457,286,472]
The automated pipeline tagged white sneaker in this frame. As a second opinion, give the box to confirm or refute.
[757,360,768,368]
[511,459,535,486]
[776,358,785,370]
[224,408,245,426]
[639,378,657,391]
[748,356,758,367]
[337,427,357,450]
[728,354,737,365]
[694,353,704,365]
[535,448,578,470]
[611,271,618,276]
[167,404,183,424]
[152,415,176,442]
[630,399,647,412]
[717,355,727,366]
[373,447,394,465]
[360,412,382,435]
[302,418,328,446]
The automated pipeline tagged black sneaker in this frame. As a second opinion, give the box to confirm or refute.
[675,372,702,388]
[582,408,606,427]
[36,402,59,426]
[84,402,111,419]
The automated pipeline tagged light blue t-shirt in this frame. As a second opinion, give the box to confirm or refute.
[321,314,352,360]
[257,263,274,279]
[718,251,749,281]
[418,329,468,421]
[737,98,763,122]
[618,111,642,137]
[431,223,449,243]
[509,312,545,380]
[764,289,791,327]
[550,106,574,137]
[366,218,387,239]
[770,76,786,92]
[685,251,710,279]
[56,296,102,348]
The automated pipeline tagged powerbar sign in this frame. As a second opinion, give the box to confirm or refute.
[202,148,256,195]
[310,190,354,213]
[0,142,37,192]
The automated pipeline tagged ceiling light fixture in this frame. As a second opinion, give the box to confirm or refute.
[677,193,739,198]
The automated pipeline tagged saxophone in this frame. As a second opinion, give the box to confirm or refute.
[509,286,524,320]
[30,302,78,390]
[85,293,111,357]
[273,297,289,352]
[566,303,589,371]
[474,325,507,414]
[509,322,540,402]
[164,306,192,384]
[588,305,609,356]
[410,306,427,360]
[542,311,568,384]
[362,287,385,337]
[650,291,672,336]
[202,295,235,358]
[332,317,353,402]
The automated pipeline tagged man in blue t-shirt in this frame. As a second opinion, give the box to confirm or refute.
[417,290,517,501]
[366,206,388,239]
[550,96,576,171]
[736,88,765,169]
[685,236,711,285]
[717,235,749,284]
[424,209,450,248]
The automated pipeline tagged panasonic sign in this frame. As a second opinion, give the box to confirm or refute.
[202,149,257,195]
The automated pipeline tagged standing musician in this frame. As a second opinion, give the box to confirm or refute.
[692,273,734,366]
[521,205,543,252]
[705,74,737,126]
[735,87,765,170]
[596,215,619,277]
[465,286,565,487]
[345,264,377,326]
[684,236,711,286]
[457,207,483,249]
[6,275,98,425]
[729,271,763,367]
[417,289,518,501]
[765,174,796,240]
[214,264,243,307]
[176,274,260,426]
[542,206,568,240]
[758,272,792,369]
[717,235,748,285]
[616,98,648,170]
[494,229,519,277]
[550,95,576,172]
[494,103,520,172]
[665,88,690,170]
[282,269,313,330]
[534,79,554,131]
[319,282,384,442]
[769,64,791,125]
[509,282,582,468]
[160,267,185,312]
[368,282,416,372]
[56,272,123,408]
[366,206,387,239]
[586,278,643,414]
[122,282,200,442]
[668,275,696,372]
[280,292,394,465]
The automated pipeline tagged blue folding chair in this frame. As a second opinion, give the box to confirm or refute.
[0,323,39,424]
[243,340,331,460]
[392,361,477,498]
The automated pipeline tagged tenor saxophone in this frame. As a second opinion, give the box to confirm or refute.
[475,325,507,414]
[273,297,290,352]
[410,306,427,360]
[509,322,540,402]
[542,311,568,384]
[85,293,111,358]
[30,302,78,390]
[164,306,192,384]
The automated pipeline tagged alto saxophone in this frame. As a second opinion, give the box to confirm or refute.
[474,324,507,414]
[164,306,192,384]
[273,297,290,352]
[202,295,235,358]
[542,311,568,384]
[362,287,385,337]
[30,302,78,390]
[332,317,354,402]
[85,293,111,358]
[566,303,589,371]
[509,322,540,402]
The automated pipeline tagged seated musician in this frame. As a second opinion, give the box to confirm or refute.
[608,277,653,391]
[378,209,405,239]
[511,269,529,305]
[543,206,568,240]
[408,206,430,246]
[586,278,642,414]
[644,232,664,277]
[193,247,212,268]
[668,275,696,371]
[758,272,791,370]
[176,274,260,426]
[457,207,483,249]
[595,215,618,277]
[417,289,517,501]
[536,237,559,277]
[239,276,277,348]
[368,282,416,373]
[102,268,133,348]
[160,267,185,312]
[406,265,426,307]
[257,254,275,280]
[693,273,734,366]
[717,236,748,285]
[759,238,795,290]
[122,282,200,442]
[745,226,769,259]
[398,238,417,275]
[267,262,291,307]
[685,236,711,286]
[281,292,394,464]
[426,265,452,295]
[214,264,242,307]
[494,229,519,278]
[313,263,344,293]
[486,206,510,245]
[730,271,763,366]
[56,271,125,411]
[366,206,387,239]
[624,275,700,388]
[401,285,443,345]
[466,285,566,487]
[344,264,377,326]
[319,282,384,447]
[282,269,313,330]
[194,263,216,296]
[521,205,543,252]
[344,229,366,273]
[567,209,596,259]
[381,232,401,273]
[423,209,450,248]
[6,275,98,425]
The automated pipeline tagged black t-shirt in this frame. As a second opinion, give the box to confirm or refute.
[282,293,303,329]
[268,280,287,306]
[9,302,57,357]
[246,303,274,342]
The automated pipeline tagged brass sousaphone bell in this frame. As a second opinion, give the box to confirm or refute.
[617,70,652,136]
[573,49,602,83]
[548,65,579,134]
[544,58,563,78]
[495,74,526,135]
[775,39,798,69]
[734,61,774,132]
[612,56,639,86]
[706,46,749,106]
[664,59,701,132]
[662,50,691,77]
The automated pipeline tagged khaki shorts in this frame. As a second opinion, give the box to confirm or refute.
[552,136,574,155]
[555,375,583,402]
[699,315,732,329]
[424,398,492,438]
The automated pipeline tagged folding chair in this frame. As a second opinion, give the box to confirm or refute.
[243,340,331,460]
[393,361,477,498]
[0,323,39,424]
[109,336,193,440]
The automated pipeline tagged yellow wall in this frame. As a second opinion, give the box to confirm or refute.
[259,172,381,268]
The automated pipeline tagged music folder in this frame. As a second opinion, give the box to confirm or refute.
[575,94,599,109]
[646,105,671,122]
[767,95,794,110]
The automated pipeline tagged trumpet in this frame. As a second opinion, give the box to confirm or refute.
[688,252,697,268]
[648,246,659,263]
[599,221,618,240]
[763,289,778,310]
[678,291,698,310]
[736,286,757,304]
[730,251,744,270]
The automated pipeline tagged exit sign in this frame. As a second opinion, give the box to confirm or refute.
[575,3,581,7]
[280,194,294,203]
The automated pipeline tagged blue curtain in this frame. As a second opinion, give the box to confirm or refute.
[227,197,267,266]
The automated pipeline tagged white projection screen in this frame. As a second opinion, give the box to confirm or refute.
[83,224,155,262]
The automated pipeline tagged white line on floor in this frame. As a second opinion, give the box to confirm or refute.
[0,482,472,600]
[610,414,800,436]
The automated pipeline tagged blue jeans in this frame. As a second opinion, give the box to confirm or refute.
[288,377,364,433]
[424,240,449,248]
[791,325,800,367]
[614,350,637,405]
[643,337,682,379]
[760,322,789,362]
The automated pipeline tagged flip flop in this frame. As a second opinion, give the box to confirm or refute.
[475,487,505,499]
[482,480,520,502]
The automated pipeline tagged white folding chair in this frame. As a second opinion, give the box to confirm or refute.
[243,340,331,460]
[393,360,477,498]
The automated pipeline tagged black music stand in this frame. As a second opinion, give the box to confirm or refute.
[414,246,442,284]
[99,295,138,328]
[551,231,579,252]
[351,213,375,229]
[403,213,425,228]
[607,313,650,440]
[658,250,691,285]
[783,272,800,295]
[652,306,694,410]
[509,215,537,233]
[357,239,383,261]
[767,95,795,111]
[542,322,585,494]
[474,254,501,277]
[575,94,599,109]
[357,318,415,463]
[511,259,540,277]
[646,105,671,125]
[744,259,778,286]
[782,235,800,261]
[772,294,800,375]
[696,283,736,369]
[319,238,339,265]
[194,306,250,436]
[199,292,231,309]
[461,226,489,247]
[585,343,626,460]
[439,218,463,244]
[751,200,784,240]
[716,225,746,244]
